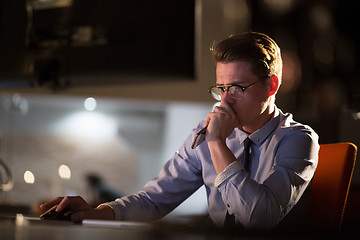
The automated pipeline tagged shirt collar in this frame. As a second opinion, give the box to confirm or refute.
[247,107,280,145]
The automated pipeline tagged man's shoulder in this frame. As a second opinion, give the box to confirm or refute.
[276,109,318,140]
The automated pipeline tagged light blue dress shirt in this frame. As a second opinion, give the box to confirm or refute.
[103,107,319,229]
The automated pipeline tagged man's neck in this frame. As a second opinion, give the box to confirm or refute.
[241,104,275,134]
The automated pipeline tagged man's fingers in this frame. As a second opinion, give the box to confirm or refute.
[40,197,64,211]
[56,196,71,212]
[71,211,85,222]
[56,195,85,212]
[217,101,236,116]
[39,205,58,218]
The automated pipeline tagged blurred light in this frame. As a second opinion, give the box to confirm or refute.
[58,164,71,179]
[222,0,249,20]
[33,0,73,10]
[15,214,26,227]
[53,111,118,139]
[314,39,334,66]
[221,0,251,31]
[311,4,333,32]
[263,0,296,15]
[281,51,302,92]
[84,97,97,111]
[4,94,28,115]
[352,112,360,120]
[24,171,35,184]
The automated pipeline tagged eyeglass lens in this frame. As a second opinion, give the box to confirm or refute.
[209,86,243,100]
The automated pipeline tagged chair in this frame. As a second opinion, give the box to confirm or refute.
[309,142,357,231]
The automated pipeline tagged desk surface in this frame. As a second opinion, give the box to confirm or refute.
[0,214,354,240]
[1,216,153,240]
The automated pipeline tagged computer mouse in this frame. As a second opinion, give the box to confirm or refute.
[41,208,74,221]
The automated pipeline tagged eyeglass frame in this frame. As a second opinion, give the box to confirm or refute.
[208,78,265,101]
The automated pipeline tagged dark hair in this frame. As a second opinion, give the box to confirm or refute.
[211,32,282,81]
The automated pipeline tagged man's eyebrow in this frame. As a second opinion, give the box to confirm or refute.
[215,81,248,85]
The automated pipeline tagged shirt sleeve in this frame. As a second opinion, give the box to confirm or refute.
[99,131,204,222]
[217,129,319,229]
[214,161,244,187]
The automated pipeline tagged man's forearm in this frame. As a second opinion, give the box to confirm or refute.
[208,139,237,174]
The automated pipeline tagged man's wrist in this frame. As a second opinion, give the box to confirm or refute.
[95,204,115,220]
[207,139,237,174]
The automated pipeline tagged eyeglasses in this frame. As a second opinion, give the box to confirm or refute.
[208,80,261,101]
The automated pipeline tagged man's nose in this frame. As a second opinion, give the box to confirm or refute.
[221,91,236,104]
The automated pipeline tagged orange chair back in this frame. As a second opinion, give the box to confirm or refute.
[310,142,357,231]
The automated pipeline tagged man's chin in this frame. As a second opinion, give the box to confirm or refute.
[236,123,245,130]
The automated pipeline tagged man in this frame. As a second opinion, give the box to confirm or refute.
[41,32,319,229]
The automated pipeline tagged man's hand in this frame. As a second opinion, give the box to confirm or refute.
[40,196,115,222]
[205,100,238,143]
[205,100,239,174]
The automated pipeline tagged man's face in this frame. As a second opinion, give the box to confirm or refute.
[215,61,271,132]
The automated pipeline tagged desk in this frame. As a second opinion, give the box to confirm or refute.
[0,214,354,240]
[1,216,152,240]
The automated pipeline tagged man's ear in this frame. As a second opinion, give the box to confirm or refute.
[269,75,279,97]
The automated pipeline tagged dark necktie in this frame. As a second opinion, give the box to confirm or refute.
[243,137,253,172]
[224,137,253,227]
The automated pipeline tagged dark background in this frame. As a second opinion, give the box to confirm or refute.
[0,0,195,89]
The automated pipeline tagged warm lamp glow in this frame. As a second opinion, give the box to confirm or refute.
[58,164,71,179]
[24,171,35,184]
